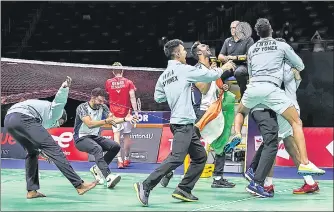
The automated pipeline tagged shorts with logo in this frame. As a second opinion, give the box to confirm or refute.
[241,82,293,115]
[112,121,132,133]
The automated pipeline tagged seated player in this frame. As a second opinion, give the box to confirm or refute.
[73,88,137,188]
[4,77,97,199]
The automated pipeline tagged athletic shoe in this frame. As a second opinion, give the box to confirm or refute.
[118,161,125,169]
[106,174,121,189]
[160,171,174,187]
[297,161,325,176]
[245,180,272,198]
[89,165,104,185]
[211,178,236,188]
[224,134,242,153]
[134,182,150,206]
[172,187,198,202]
[293,181,320,194]
[124,159,131,167]
[264,184,275,197]
[244,167,255,182]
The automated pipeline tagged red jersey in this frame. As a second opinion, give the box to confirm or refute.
[105,77,136,118]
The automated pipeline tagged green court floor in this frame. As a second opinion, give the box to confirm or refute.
[1,169,333,211]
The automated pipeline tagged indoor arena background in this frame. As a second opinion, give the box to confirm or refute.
[1,1,333,211]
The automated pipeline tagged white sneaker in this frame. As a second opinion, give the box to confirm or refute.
[106,174,121,189]
[298,161,326,176]
[90,165,104,185]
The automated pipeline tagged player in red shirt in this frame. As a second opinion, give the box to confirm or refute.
[105,62,139,169]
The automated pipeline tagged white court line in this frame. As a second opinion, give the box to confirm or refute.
[190,187,291,211]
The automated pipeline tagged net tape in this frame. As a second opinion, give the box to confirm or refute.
[1,58,166,112]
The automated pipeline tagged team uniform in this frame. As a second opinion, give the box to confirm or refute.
[161,63,236,188]
[240,37,305,197]
[243,38,305,114]
[4,87,87,193]
[105,76,136,133]
[245,64,319,195]
[74,102,121,188]
[134,60,224,206]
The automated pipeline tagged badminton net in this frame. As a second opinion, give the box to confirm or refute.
[1,58,166,111]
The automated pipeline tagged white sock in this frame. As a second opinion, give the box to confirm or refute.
[264,177,273,187]
[118,156,123,162]
[214,176,222,180]
[303,175,315,185]
[124,156,129,160]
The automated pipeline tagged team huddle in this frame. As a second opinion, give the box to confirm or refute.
[4,18,325,205]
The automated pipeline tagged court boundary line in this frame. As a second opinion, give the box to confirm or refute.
[189,187,291,211]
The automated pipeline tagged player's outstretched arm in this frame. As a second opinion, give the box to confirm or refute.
[49,76,71,121]
[78,104,116,129]
[185,64,224,83]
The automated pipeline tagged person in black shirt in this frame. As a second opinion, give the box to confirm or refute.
[218,20,254,99]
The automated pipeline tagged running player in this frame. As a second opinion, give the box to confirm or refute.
[134,39,225,206]
[4,77,98,198]
[105,62,139,169]
[245,38,319,196]
[160,41,237,189]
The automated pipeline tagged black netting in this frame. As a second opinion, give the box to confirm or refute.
[1,58,168,111]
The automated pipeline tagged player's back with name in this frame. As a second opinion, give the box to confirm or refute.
[247,38,297,86]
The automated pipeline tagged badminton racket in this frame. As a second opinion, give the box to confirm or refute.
[131,98,141,128]
[235,22,252,41]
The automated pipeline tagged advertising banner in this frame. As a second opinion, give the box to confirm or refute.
[157,126,207,163]
[1,128,27,159]
[132,111,170,124]
[246,118,334,168]
[88,127,163,163]
[47,127,89,161]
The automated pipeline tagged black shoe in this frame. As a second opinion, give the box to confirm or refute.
[134,182,150,206]
[211,178,236,188]
[160,172,174,187]
[172,187,198,202]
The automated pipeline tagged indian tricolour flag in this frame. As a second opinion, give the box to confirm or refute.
[195,89,225,144]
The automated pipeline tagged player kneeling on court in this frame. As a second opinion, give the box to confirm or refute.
[73,88,137,188]
[4,77,98,199]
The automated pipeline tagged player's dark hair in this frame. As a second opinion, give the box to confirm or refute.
[191,41,201,60]
[275,38,286,43]
[163,39,184,59]
[91,87,106,98]
[255,18,272,38]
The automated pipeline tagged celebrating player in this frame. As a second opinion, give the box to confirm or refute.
[133,39,225,206]
[105,62,139,169]
[160,41,237,189]
[4,77,98,198]
[226,18,325,194]
[244,38,319,196]
[73,88,137,188]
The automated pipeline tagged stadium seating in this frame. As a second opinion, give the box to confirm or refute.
[1,2,333,67]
